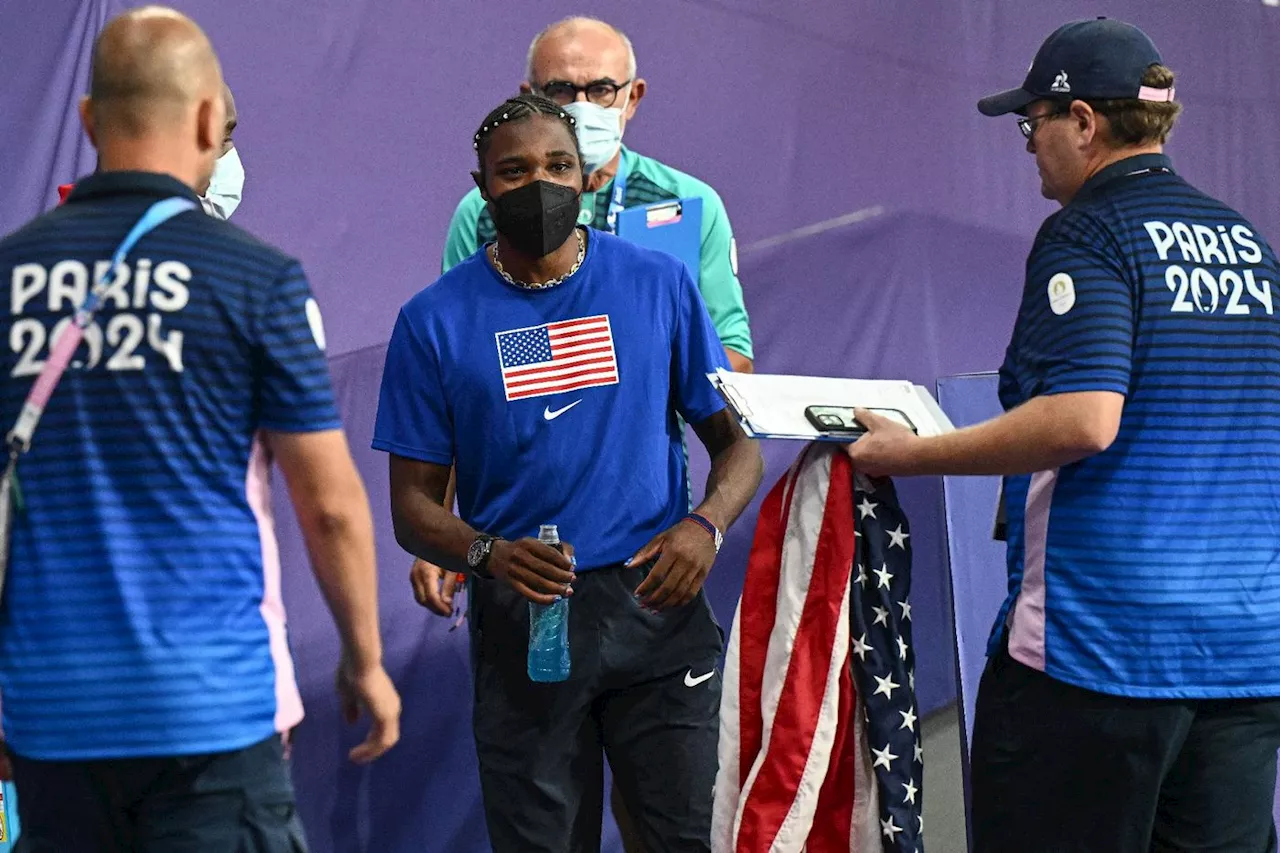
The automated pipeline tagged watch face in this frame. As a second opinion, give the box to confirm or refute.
[467,538,486,568]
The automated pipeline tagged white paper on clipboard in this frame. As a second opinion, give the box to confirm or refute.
[707,368,955,441]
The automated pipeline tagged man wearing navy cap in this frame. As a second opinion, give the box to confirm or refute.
[843,18,1280,852]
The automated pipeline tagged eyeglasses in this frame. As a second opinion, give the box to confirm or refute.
[535,78,632,108]
[1017,107,1067,140]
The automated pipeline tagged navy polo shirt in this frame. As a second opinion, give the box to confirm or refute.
[0,171,340,758]
[995,154,1280,699]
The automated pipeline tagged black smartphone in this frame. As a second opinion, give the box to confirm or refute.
[804,405,917,437]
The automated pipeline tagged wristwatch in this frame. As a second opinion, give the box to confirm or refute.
[466,534,500,579]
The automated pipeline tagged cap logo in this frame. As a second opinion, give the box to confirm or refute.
[1050,71,1071,94]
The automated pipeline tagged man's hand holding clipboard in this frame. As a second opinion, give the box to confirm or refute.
[838,408,927,476]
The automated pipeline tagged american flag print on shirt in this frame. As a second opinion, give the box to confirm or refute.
[496,314,619,401]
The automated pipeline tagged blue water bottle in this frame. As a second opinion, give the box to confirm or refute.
[0,780,20,851]
[528,524,571,682]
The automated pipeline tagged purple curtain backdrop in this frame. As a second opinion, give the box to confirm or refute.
[6,2,1280,850]
[6,0,1280,356]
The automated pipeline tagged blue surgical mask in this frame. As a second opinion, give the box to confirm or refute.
[202,146,244,220]
[562,101,623,174]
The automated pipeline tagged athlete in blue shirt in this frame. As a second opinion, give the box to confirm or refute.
[843,18,1280,853]
[0,9,399,851]
[373,93,762,852]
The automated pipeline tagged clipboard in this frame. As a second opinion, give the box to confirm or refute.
[615,197,703,285]
[707,369,955,442]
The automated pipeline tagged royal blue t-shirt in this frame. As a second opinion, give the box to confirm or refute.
[372,229,729,568]
[0,172,340,759]
[995,154,1280,699]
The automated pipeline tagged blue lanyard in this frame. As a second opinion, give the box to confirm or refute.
[604,153,629,234]
[76,197,196,322]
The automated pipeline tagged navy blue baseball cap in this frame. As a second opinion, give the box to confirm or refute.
[978,18,1173,116]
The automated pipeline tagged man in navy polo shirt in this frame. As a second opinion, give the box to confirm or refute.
[374,93,762,852]
[0,8,400,850]
[844,18,1280,852]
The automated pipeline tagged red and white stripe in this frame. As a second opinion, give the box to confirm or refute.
[502,315,619,401]
[713,445,879,853]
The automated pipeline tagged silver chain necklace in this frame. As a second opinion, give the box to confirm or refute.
[491,229,585,290]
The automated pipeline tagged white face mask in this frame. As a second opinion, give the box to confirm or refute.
[202,146,244,220]
[562,101,624,175]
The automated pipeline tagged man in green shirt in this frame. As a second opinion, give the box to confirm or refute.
[441,16,753,371]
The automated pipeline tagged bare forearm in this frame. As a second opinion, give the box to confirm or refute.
[694,435,764,533]
[392,496,478,575]
[389,458,477,574]
[270,429,386,674]
[904,392,1121,476]
[725,348,754,373]
[300,486,383,672]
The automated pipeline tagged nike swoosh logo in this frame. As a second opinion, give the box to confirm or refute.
[543,399,582,421]
[684,669,715,688]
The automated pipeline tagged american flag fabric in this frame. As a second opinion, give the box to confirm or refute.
[713,444,923,853]
[495,314,619,402]
[850,461,923,851]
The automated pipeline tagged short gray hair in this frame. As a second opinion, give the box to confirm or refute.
[525,16,637,83]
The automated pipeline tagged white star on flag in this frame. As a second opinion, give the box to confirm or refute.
[898,599,912,621]
[852,633,871,661]
[914,741,924,764]
[903,778,919,806]
[887,524,910,549]
[909,669,916,690]
[899,707,917,732]
[874,564,894,589]
[874,673,900,699]
[872,743,898,770]
[856,563,868,588]
[881,816,903,840]
[897,635,910,661]
[858,497,878,519]
[873,605,890,626]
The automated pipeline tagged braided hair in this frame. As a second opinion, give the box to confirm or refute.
[473,93,583,174]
